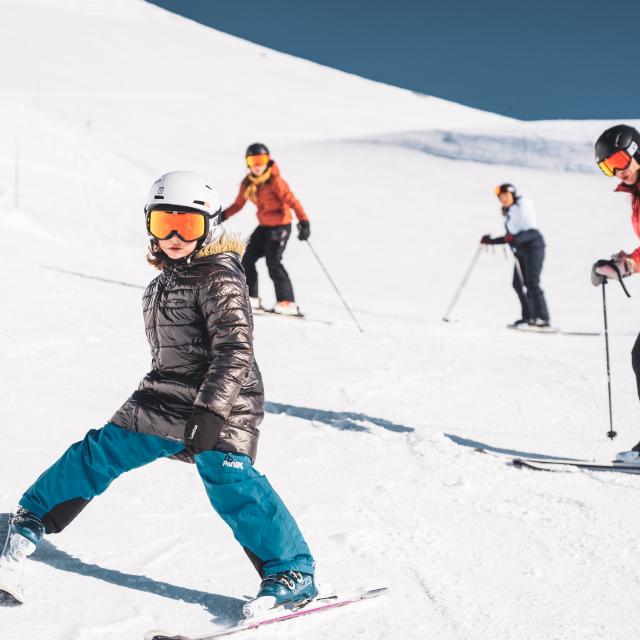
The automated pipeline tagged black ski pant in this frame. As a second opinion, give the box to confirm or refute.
[632,333,640,403]
[512,237,549,322]
[630,335,640,449]
[242,224,294,302]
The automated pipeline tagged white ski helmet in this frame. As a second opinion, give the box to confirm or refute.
[145,171,221,217]
[145,171,223,249]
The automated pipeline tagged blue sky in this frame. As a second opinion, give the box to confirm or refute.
[148,0,639,120]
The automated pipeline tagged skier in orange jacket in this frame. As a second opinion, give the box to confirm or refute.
[222,143,310,316]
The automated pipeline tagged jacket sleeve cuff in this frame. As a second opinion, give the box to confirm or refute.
[628,248,640,272]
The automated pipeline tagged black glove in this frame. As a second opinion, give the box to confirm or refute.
[480,234,507,245]
[184,407,225,454]
[297,220,310,241]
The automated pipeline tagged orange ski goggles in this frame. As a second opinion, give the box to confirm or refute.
[147,209,208,242]
[597,149,633,177]
[246,153,270,168]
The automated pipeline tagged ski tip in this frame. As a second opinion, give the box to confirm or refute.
[255,309,307,320]
[144,631,181,640]
[511,458,566,472]
[361,587,389,599]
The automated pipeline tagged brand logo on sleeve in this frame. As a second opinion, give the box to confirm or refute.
[223,455,244,470]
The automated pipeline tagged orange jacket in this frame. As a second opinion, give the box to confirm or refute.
[222,161,309,227]
[617,181,640,268]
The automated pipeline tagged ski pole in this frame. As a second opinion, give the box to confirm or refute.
[512,250,524,289]
[442,245,482,322]
[511,247,532,320]
[601,281,617,440]
[305,241,364,333]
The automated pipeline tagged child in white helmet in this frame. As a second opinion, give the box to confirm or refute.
[0,171,316,613]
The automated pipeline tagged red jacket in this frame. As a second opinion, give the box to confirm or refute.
[223,161,309,227]
[617,181,640,267]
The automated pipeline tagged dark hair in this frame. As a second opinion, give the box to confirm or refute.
[146,240,169,270]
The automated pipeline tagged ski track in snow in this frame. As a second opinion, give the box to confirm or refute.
[4,2,640,640]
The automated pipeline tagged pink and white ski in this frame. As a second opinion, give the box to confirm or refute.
[144,587,387,640]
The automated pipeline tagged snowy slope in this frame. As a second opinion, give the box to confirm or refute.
[3,2,640,640]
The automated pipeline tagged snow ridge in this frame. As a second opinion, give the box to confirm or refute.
[362,129,596,173]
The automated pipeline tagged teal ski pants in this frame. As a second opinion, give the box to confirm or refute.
[19,423,314,576]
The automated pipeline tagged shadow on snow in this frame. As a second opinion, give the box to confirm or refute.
[444,433,579,461]
[265,401,414,434]
[0,514,243,622]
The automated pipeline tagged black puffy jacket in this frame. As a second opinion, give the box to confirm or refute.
[110,236,264,462]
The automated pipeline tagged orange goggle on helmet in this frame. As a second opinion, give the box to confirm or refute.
[597,149,633,177]
[147,209,208,242]
[246,154,270,168]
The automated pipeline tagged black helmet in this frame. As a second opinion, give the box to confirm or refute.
[245,142,270,157]
[595,125,640,164]
[495,183,517,198]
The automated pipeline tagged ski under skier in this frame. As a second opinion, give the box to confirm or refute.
[221,143,311,316]
[480,183,551,329]
[0,171,316,610]
[593,124,640,461]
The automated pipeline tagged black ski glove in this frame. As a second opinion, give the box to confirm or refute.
[297,220,310,241]
[480,234,508,245]
[184,407,225,454]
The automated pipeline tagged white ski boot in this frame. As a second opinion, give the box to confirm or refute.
[271,301,302,317]
[0,509,44,603]
[614,450,640,463]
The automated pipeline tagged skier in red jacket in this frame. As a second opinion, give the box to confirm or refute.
[593,124,640,460]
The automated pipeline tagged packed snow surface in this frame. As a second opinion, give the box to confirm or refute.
[3,1,640,639]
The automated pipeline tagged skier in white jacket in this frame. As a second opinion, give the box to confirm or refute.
[481,183,551,328]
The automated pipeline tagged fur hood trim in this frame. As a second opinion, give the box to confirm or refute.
[195,233,246,259]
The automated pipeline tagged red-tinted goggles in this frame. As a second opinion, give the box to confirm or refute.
[597,149,633,177]
[246,154,269,168]
[147,209,208,242]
